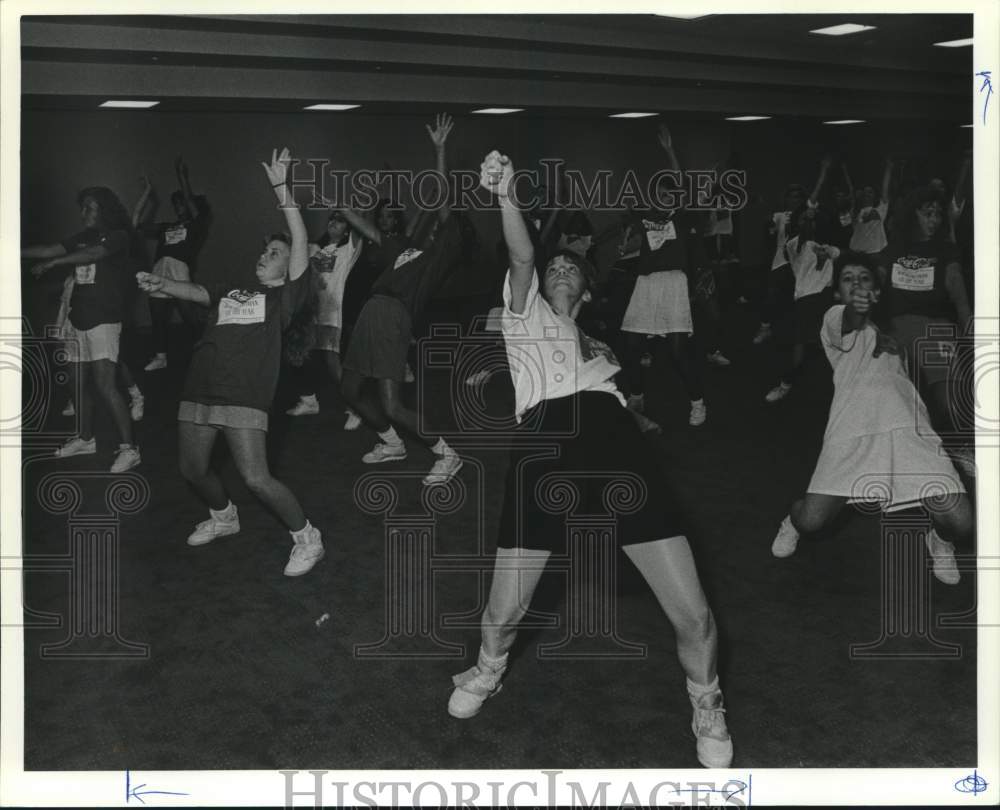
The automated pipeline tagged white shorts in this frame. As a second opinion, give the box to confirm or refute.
[621,270,693,336]
[64,322,121,363]
[149,256,191,299]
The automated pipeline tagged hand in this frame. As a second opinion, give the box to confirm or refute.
[262,147,292,189]
[140,175,152,193]
[136,271,165,293]
[479,150,514,198]
[820,154,833,171]
[812,244,830,265]
[849,287,874,315]
[426,113,454,149]
[657,124,673,151]
[31,260,54,278]
[175,156,189,179]
[873,330,900,358]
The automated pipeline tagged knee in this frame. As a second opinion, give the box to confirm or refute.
[179,456,206,484]
[482,602,520,636]
[791,507,825,535]
[242,469,275,498]
[676,602,714,643]
[932,495,973,541]
[382,397,405,423]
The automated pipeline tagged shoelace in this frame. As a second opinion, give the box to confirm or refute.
[452,664,503,697]
[692,701,729,739]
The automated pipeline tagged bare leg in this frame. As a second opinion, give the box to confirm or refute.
[379,378,435,447]
[224,426,307,531]
[341,368,389,431]
[178,421,229,510]
[75,361,95,440]
[480,547,552,658]
[789,492,848,534]
[91,359,133,445]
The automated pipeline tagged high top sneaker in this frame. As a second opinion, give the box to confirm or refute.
[448,648,508,719]
[688,677,733,769]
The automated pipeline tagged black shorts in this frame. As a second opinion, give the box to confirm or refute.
[342,294,412,382]
[497,391,685,553]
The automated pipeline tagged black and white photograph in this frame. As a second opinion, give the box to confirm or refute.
[1,2,998,807]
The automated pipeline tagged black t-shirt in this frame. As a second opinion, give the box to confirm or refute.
[822,207,854,251]
[635,210,691,275]
[60,228,130,330]
[145,212,207,266]
[883,237,961,320]
[181,270,312,412]
[370,217,462,320]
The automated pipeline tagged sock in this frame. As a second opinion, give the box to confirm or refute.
[432,437,453,456]
[210,501,237,521]
[691,398,704,407]
[478,647,508,670]
[378,427,402,446]
[290,520,314,542]
[128,385,142,397]
[686,675,721,700]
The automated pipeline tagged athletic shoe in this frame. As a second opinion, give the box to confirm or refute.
[632,411,662,435]
[688,681,733,769]
[626,393,645,414]
[448,649,508,719]
[343,409,362,431]
[110,445,141,473]
[362,442,407,464]
[752,324,772,345]
[187,506,240,547]
[949,446,976,479]
[54,436,96,458]
[765,382,792,403]
[689,400,707,427]
[925,529,960,585]
[706,350,731,367]
[404,364,416,384]
[284,525,325,577]
[737,296,749,305]
[286,395,319,416]
[144,354,167,372]
[771,515,800,558]
[129,392,145,422]
[62,400,75,417]
[423,452,463,486]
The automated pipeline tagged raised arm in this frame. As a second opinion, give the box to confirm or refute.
[425,112,454,224]
[337,206,381,243]
[880,157,893,208]
[656,124,681,172]
[175,157,199,218]
[953,149,972,209]
[841,161,855,199]
[482,150,533,314]
[262,147,308,281]
[132,175,154,228]
[808,154,832,206]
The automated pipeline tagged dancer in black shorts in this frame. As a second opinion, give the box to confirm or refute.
[447,150,733,769]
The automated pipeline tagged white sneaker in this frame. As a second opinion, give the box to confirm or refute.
[423,452,463,486]
[752,324,772,345]
[688,681,733,769]
[129,392,145,421]
[404,364,416,384]
[144,354,167,372]
[771,515,800,558]
[110,444,141,473]
[706,350,731,367]
[286,395,319,416]
[343,409,362,431]
[284,525,325,577]
[187,507,240,547]
[54,436,96,458]
[765,382,792,403]
[62,400,75,417]
[448,649,507,719]
[689,400,707,427]
[626,393,645,414]
[362,442,407,464]
[925,529,960,585]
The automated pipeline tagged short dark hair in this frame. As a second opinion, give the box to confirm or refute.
[263,232,291,248]
[833,250,881,289]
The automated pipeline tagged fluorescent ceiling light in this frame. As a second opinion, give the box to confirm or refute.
[823,119,866,125]
[609,112,658,118]
[725,115,771,121]
[658,14,709,19]
[934,38,973,47]
[472,107,524,114]
[810,24,876,36]
[99,100,159,108]
[303,103,361,111]
[960,123,974,128]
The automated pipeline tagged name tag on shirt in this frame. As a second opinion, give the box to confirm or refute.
[891,259,935,292]
[860,207,882,223]
[643,219,677,251]
[217,291,266,325]
[393,248,423,269]
[75,264,96,285]
[164,226,188,245]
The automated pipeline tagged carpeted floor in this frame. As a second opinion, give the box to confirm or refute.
[20,285,977,771]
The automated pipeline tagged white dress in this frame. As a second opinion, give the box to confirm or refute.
[807,306,965,511]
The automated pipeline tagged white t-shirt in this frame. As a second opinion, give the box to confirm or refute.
[311,233,362,328]
[820,305,932,442]
[785,237,838,300]
[770,199,818,270]
[501,270,624,421]
[850,201,889,254]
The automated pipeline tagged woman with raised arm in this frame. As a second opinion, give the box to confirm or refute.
[24,186,143,472]
[136,148,324,577]
[339,114,465,486]
[849,156,893,255]
[446,149,733,770]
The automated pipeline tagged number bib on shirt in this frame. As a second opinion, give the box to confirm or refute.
[643,219,677,251]
[891,257,936,292]
[75,264,96,284]
[164,225,188,245]
[217,290,266,325]
[393,248,423,269]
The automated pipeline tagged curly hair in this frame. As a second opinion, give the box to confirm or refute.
[77,185,147,271]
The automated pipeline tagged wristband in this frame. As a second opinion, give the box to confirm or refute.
[272,182,286,189]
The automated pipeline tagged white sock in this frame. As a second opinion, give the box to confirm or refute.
[378,427,402,446]
[290,520,314,542]
[686,675,721,699]
[211,502,237,521]
[478,647,508,670]
[432,437,453,456]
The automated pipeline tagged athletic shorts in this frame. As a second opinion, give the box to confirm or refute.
[63,321,121,363]
[342,295,412,382]
[497,391,685,553]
